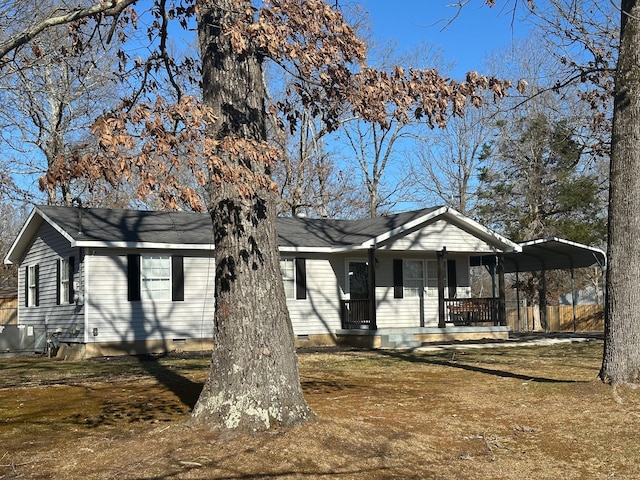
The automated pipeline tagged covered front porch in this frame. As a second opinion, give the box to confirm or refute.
[335,246,509,348]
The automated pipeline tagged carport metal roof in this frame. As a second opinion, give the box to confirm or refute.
[474,237,606,273]
[507,237,606,272]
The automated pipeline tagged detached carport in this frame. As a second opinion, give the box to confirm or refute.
[475,237,607,331]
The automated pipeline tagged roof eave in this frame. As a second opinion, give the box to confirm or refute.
[76,240,215,251]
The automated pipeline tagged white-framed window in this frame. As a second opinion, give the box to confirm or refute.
[403,260,424,297]
[27,264,38,307]
[60,258,70,304]
[426,259,446,297]
[141,255,171,300]
[280,257,295,299]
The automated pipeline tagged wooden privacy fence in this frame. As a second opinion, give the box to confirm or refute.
[506,303,604,332]
[0,298,18,325]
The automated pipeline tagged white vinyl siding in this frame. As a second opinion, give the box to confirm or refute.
[86,252,215,343]
[17,222,84,345]
[379,219,502,253]
[286,256,342,336]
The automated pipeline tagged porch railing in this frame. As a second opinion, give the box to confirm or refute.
[445,297,501,326]
[341,299,371,329]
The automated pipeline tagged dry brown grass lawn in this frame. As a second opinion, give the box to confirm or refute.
[1,339,639,479]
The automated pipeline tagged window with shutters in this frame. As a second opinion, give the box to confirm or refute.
[141,255,171,300]
[403,260,424,298]
[279,257,306,300]
[128,254,183,302]
[280,258,295,299]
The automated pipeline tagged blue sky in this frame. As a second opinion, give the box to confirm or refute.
[363,1,531,78]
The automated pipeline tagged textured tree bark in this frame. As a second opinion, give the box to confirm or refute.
[191,0,314,430]
[600,0,640,385]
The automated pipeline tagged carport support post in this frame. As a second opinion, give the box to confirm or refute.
[368,248,377,330]
[570,268,577,332]
[497,254,506,326]
[437,247,446,328]
[540,270,548,332]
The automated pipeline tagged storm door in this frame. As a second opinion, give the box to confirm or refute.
[345,261,370,328]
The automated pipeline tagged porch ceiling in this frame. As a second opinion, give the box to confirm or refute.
[474,237,606,273]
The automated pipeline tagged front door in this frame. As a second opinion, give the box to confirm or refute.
[347,261,369,327]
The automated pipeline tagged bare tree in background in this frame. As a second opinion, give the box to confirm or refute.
[0,1,123,205]
[339,42,453,217]
[411,95,494,215]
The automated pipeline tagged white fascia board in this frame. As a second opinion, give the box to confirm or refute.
[74,240,215,251]
[359,206,449,249]
[278,245,372,254]
[357,206,521,253]
[520,237,606,262]
[38,208,79,244]
[278,246,334,254]
[519,236,602,252]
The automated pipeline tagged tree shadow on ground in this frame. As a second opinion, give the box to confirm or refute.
[134,354,206,409]
[377,350,585,383]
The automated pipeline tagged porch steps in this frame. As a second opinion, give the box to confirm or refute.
[380,333,423,349]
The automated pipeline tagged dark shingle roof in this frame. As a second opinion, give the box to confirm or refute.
[38,205,214,245]
[277,207,440,248]
[36,205,441,248]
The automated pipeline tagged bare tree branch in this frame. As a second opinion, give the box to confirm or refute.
[0,0,138,61]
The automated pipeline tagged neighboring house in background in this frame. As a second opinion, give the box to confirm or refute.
[3,205,535,357]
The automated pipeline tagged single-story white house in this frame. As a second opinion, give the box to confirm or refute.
[5,204,580,357]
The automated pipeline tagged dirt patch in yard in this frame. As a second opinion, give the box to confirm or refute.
[1,340,639,479]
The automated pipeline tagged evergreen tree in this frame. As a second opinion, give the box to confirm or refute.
[477,114,606,245]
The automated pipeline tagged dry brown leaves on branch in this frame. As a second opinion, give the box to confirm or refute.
[40,0,517,210]
[43,96,277,211]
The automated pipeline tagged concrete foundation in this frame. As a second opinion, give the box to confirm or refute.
[335,326,510,349]
[49,327,509,358]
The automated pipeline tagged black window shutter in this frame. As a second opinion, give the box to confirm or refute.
[172,256,184,302]
[24,267,29,307]
[34,264,40,307]
[127,254,141,301]
[447,259,457,298]
[56,259,61,305]
[69,256,75,304]
[393,259,403,299]
[295,258,307,300]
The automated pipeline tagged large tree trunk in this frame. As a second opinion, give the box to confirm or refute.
[191,0,314,430]
[600,0,640,385]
